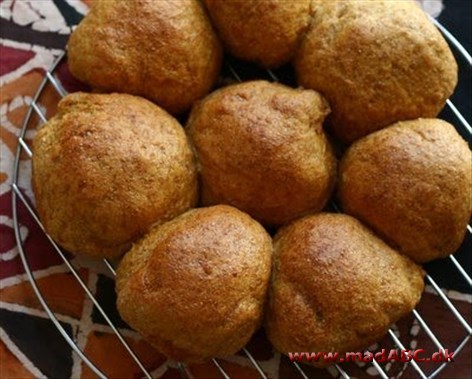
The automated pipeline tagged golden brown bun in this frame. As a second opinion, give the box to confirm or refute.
[32,92,197,259]
[116,205,272,363]
[294,0,457,143]
[338,118,472,263]
[186,80,336,226]
[265,213,424,367]
[203,0,311,68]
[67,0,222,114]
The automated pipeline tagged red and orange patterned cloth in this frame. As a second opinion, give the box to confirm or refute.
[0,1,470,378]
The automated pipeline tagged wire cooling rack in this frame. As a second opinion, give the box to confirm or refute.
[11,17,472,379]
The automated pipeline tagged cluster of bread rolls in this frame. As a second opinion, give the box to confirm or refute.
[31,0,471,368]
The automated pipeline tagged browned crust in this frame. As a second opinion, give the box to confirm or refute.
[116,205,273,363]
[32,92,198,258]
[203,0,312,68]
[67,0,222,114]
[265,213,425,367]
[186,80,337,226]
[338,118,472,263]
[294,0,458,143]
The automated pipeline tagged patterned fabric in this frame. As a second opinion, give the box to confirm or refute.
[0,1,470,378]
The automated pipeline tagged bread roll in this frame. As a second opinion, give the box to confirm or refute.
[338,118,472,263]
[32,92,197,259]
[186,80,336,226]
[265,213,424,367]
[67,0,222,114]
[294,0,457,143]
[116,205,272,363]
[203,0,311,68]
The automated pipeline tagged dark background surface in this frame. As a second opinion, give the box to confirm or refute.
[439,0,472,126]
[440,0,471,53]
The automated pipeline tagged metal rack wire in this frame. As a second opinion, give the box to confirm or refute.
[11,18,471,379]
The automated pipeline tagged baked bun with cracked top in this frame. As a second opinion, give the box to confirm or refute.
[67,0,222,114]
[186,80,336,226]
[265,213,424,367]
[203,0,312,68]
[294,0,457,143]
[116,205,272,363]
[32,92,198,259]
[338,118,472,263]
